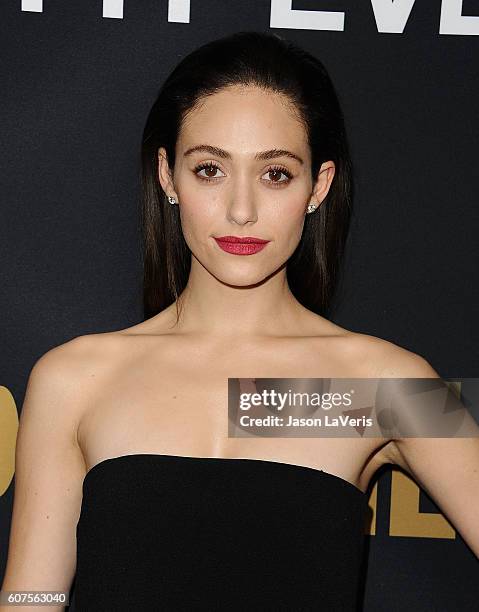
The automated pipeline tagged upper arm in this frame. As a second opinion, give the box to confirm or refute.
[377,343,479,558]
[0,336,95,609]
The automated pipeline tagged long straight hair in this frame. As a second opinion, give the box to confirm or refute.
[140,31,353,322]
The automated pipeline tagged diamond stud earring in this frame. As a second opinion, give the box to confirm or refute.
[306,202,318,214]
[168,196,177,205]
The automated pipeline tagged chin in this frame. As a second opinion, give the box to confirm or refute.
[211,265,279,287]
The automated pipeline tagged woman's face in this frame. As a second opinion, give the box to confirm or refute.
[158,85,335,287]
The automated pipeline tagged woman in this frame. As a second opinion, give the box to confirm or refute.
[1,31,478,611]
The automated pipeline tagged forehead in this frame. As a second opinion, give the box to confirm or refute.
[178,85,308,152]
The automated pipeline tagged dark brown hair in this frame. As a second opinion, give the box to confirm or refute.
[140,31,353,322]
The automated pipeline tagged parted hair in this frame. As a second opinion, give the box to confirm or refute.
[140,31,353,322]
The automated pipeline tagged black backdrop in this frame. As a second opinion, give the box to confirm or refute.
[1,1,478,609]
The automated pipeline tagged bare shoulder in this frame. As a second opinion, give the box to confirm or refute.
[36,330,126,371]
[29,334,100,408]
[34,333,96,371]
[337,330,441,378]
[18,333,119,472]
[342,331,443,468]
[30,331,129,418]
[2,331,129,594]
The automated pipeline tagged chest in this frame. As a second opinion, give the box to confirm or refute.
[77,335,381,482]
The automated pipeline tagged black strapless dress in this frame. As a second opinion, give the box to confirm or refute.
[72,454,369,611]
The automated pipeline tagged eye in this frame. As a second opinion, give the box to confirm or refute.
[193,162,293,187]
[194,162,225,182]
[261,166,293,187]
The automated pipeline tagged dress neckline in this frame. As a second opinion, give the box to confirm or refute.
[82,453,368,499]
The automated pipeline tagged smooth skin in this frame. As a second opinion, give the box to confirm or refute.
[2,85,478,609]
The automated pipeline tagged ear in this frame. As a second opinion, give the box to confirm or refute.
[157,147,179,201]
[308,160,336,211]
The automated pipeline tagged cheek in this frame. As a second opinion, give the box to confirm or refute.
[178,200,216,246]
[275,200,307,242]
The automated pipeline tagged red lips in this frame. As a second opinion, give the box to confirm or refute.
[213,235,270,255]
[214,235,270,244]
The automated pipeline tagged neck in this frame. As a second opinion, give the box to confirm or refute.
[165,257,311,339]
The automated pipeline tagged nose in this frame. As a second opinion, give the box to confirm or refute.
[225,178,259,226]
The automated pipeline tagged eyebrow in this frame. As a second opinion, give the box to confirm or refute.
[183,144,304,165]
